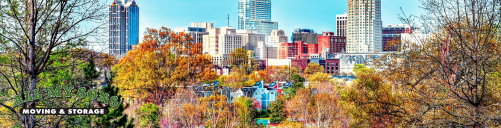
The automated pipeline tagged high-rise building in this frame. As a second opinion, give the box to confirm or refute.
[238,0,271,29]
[211,27,243,55]
[382,24,421,51]
[203,28,220,55]
[265,29,287,59]
[236,30,265,50]
[336,13,347,37]
[292,28,320,44]
[238,0,277,43]
[236,30,266,59]
[347,0,382,53]
[268,29,288,46]
[203,27,242,66]
[109,0,139,57]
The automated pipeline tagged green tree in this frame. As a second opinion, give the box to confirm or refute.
[138,103,160,128]
[234,97,256,127]
[93,84,134,128]
[269,97,286,123]
[228,48,259,73]
[352,64,368,73]
[0,0,108,127]
[338,67,405,127]
[83,57,100,86]
[286,74,306,97]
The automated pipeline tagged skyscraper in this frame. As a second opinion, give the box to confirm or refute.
[238,0,277,43]
[336,13,347,37]
[347,0,382,53]
[238,0,271,28]
[109,0,139,57]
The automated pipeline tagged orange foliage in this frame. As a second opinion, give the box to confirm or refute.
[114,27,217,103]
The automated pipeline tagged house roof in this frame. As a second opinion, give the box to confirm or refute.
[253,81,264,88]
[268,82,277,88]
[283,82,293,88]
[211,81,220,86]
[241,87,257,97]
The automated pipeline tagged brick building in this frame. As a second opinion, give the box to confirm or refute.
[318,32,346,54]
[278,41,319,59]
[382,24,420,51]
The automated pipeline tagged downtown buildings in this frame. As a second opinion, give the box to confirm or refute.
[174,22,214,44]
[110,0,415,74]
[346,0,382,53]
[109,0,139,57]
[238,0,278,44]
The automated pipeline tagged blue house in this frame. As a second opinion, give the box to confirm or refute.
[252,81,278,110]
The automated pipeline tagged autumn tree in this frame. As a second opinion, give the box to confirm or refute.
[114,27,217,105]
[304,62,325,78]
[199,94,236,128]
[285,89,313,125]
[307,72,330,88]
[249,70,270,84]
[338,67,407,127]
[352,64,368,73]
[234,97,256,127]
[312,92,346,128]
[219,67,250,88]
[371,0,501,127]
[164,88,204,127]
[228,48,259,73]
[268,65,293,82]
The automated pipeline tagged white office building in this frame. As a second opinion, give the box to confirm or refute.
[347,0,383,53]
[203,26,242,66]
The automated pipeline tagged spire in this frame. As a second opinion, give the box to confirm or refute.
[111,0,119,6]
[132,0,136,5]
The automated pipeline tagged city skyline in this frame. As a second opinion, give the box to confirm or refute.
[104,0,424,43]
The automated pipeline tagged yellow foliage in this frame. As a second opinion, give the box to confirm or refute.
[114,27,217,100]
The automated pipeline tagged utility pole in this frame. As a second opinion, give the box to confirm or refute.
[266,47,269,71]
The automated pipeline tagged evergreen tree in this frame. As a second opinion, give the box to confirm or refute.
[93,84,134,128]
[269,97,286,123]
[83,56,100,86]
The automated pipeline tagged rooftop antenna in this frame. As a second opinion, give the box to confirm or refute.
[227,14,229,27]
[344,9,346,14]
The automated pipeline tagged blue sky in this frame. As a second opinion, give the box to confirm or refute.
[108,0,424,41]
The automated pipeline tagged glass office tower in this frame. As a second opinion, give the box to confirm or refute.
[238,0,277,43]
[238,0,271,29]
[109,0,139,57]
